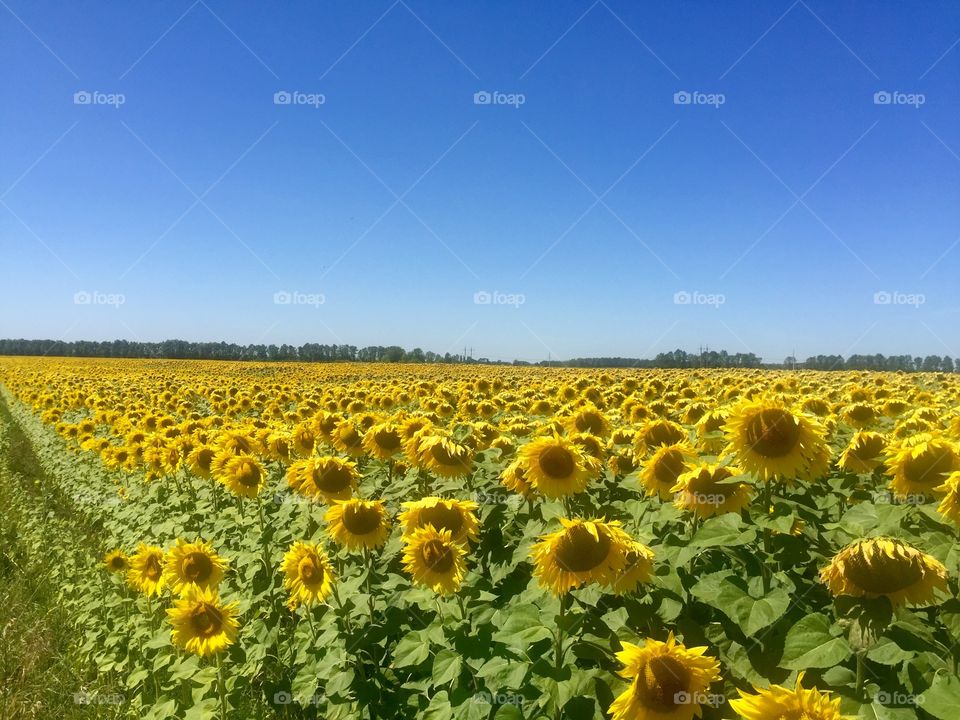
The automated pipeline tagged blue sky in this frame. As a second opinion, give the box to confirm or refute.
[1,1,958,363]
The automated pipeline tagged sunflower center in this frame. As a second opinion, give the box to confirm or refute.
[653,449,686,485]
[145,555,162,581]
[196,449,214,471]
[575,413,604,434]
[904,448,954,486]
[417,505,463,535]
[182,552,213,582]
[845,546,924,594]
[420,539,454,573]
[338,427,362,448]
[634,655,691,711]
[237,461,261,487]
[555,524,611,573]
[110,557,127,570]
[342,503,383,535]
[645,424,684,447]
[745,409,800,458]
[431,444,464,467]
[538,446,575,479]
[298,556,324,584]
[315,464,352,492]
[375,429,402,450]
[190,604,224,638]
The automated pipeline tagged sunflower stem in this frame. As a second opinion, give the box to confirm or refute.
[364,549,376,619]
[555,592,568,671]
[216,654,227,720]
[256,496,273,588]
[855,651,866,700]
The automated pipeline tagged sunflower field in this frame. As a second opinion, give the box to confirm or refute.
[1,357,960,720]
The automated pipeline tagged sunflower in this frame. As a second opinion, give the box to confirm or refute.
[287,457,358,502]
[609,633,722,720]
[281,541,336,609]
[936,471,960,525]
[609,540,655,595]
[820,538,948,607]
[639,443,697,500]
[166,587,239,657]
[104,549,129,574]
[837,431,887,474]
[416,434,474,478]
[563,404,611,437]
[672,464,752,518]
[530,518,631,595]
[723,400,831,482]
[885,434,959,499]
[401,525,467,596]
[127,543,166,596]
[731,672,845,720]
[290,423,316,457]
[695,409,729,453]
[162,538,228,595]
[634,419,687,456]
[331,418,365,457]
[363,421,404,460]
[325,499,391,550]
[516,434,598,499]
[216,453,267,499]
[501,459,536,498]
[399,497,479,545]
[186,444,217,479]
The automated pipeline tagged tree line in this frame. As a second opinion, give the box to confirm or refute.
[0,339,954,371]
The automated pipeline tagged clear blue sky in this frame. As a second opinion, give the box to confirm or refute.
[2,1,958,362]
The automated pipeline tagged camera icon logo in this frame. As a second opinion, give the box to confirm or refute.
[74,291,92,305]
[673,91,691,105]
[273,290,292,305]
[273,691,292,705]
[273,91,292,105]
[473,290,492,305]
[473,91,492,105]
[74,90,92,105]
[673,290,691,305]
[873,291,891,305]
[873,91,892,105]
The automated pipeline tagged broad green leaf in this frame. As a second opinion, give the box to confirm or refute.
[780,613,852,669]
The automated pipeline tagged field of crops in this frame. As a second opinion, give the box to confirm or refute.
[1,357,959,720]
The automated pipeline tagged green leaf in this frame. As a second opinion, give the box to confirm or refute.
[393,630,431,668]
[865,637,914,666]
[676,515,757,565]
[780,613,852,669]
[920,673,960,720]
[432,649,463,686]
[494,604,552,650]
[690,571,791,636]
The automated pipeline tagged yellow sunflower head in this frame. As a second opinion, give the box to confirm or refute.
[723,400,831,483]
[216,453,267,499]
[609,633,722,720]
[362,421,404,460]
[166,587,239,657]
[820,537,948,607]
[609,540,655,595]
[501,459,536,499]
[936,470,960,525]
[401,525,467,596]
[563,404,611,437]
[162,538,228,595]
[415,434,474,478]
[837,431,887,474]
[325,499,391,550]
[281,541,336,609]
[186,444,217,479]
[885,433,959,499]
[516,434,598,499]
[672,463,753,518]
[127,543,166,596]
[730,672,846,720]
[640,443,697,500]
[399,497,479,545]
[103,549,129,574]
[530,518,631,595]
[286,456,358,502]
[331,418,365,457]
[634,419,687,457]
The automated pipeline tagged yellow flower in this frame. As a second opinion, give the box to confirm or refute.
[516,434,598,499]
[186,445,217,479]
[885,433,958,499]
[401,525,467,596]
[530,518,631,595]
[166,587,239,657]
[363,421,404,460]
[415,434,474,478]
[609,540,655,595]
[837,431,887,473]
[640,443,697,500]
[730,672,846,720]
[936,470,960,525]
[634,419,687,457]
[820,538,948,607]
[325,499,391,550]
[723,400,831,482]
[399,497,479,545]
[162,538,228,595]
[287,457,358,502]
[281,541,336,608]
[563,404,611,437]
[609,633,721,720]
[672,463,752,518]
[127,543,166,596]
[103,549,129,574]
[216,453,267,498]
[500,459,536,498]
